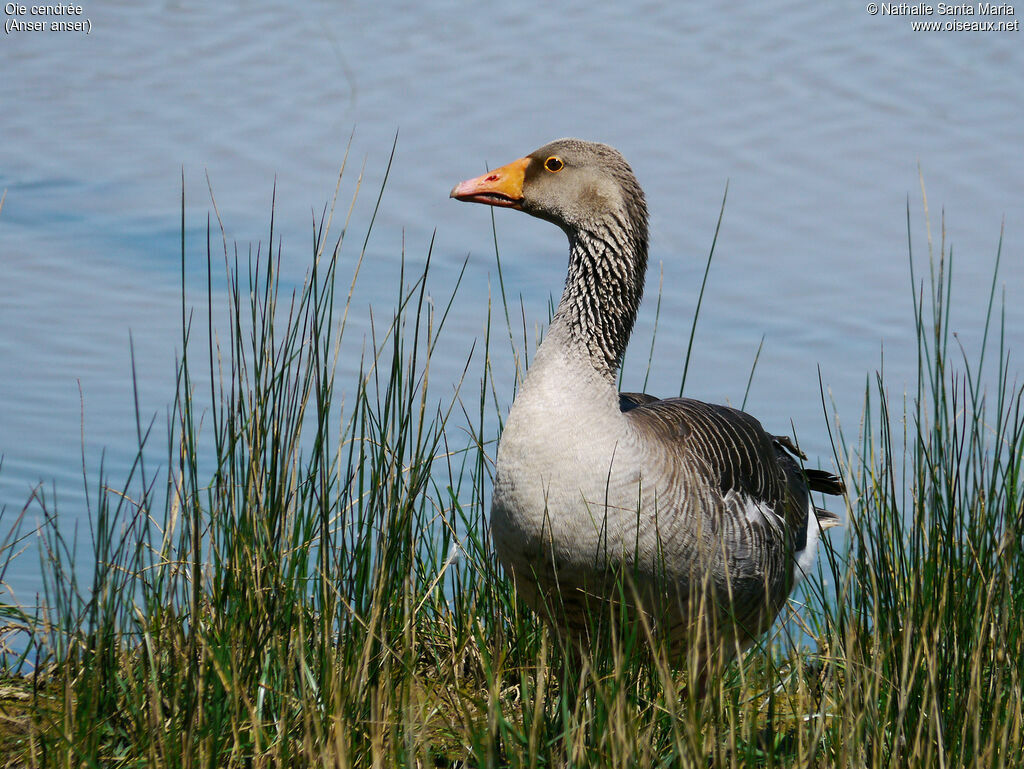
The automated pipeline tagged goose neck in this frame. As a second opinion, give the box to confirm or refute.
[547,222,647,383]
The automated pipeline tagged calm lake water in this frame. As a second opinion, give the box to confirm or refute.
[2,1,1022,607]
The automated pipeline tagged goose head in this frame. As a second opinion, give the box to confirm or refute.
[450,138,648,243]
[451,139,650,379]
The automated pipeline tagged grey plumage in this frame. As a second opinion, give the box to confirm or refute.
[451,138,843,664]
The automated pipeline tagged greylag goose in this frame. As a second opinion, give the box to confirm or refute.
[451,139,843,664]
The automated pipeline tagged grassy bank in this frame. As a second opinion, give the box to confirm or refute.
[0,164,1021,767]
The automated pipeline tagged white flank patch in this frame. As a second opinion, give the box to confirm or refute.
[736,492,784,533]
[792,498,822,588]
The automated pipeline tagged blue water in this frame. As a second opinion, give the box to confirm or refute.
[1,1,1022,616]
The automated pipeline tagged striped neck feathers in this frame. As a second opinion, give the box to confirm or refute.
[551,208,649,382]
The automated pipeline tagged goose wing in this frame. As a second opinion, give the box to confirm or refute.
[620,394,842,599]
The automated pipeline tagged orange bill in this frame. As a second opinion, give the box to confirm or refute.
[450,156,530,208]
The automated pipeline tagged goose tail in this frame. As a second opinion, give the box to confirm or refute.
[805,468,845,497]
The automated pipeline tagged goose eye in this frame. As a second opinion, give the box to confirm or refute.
[544,156,564,173]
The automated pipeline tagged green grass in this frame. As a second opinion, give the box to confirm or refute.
[0,161,1021,768]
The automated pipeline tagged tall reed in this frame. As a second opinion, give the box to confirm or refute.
[819,206,1023,767]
